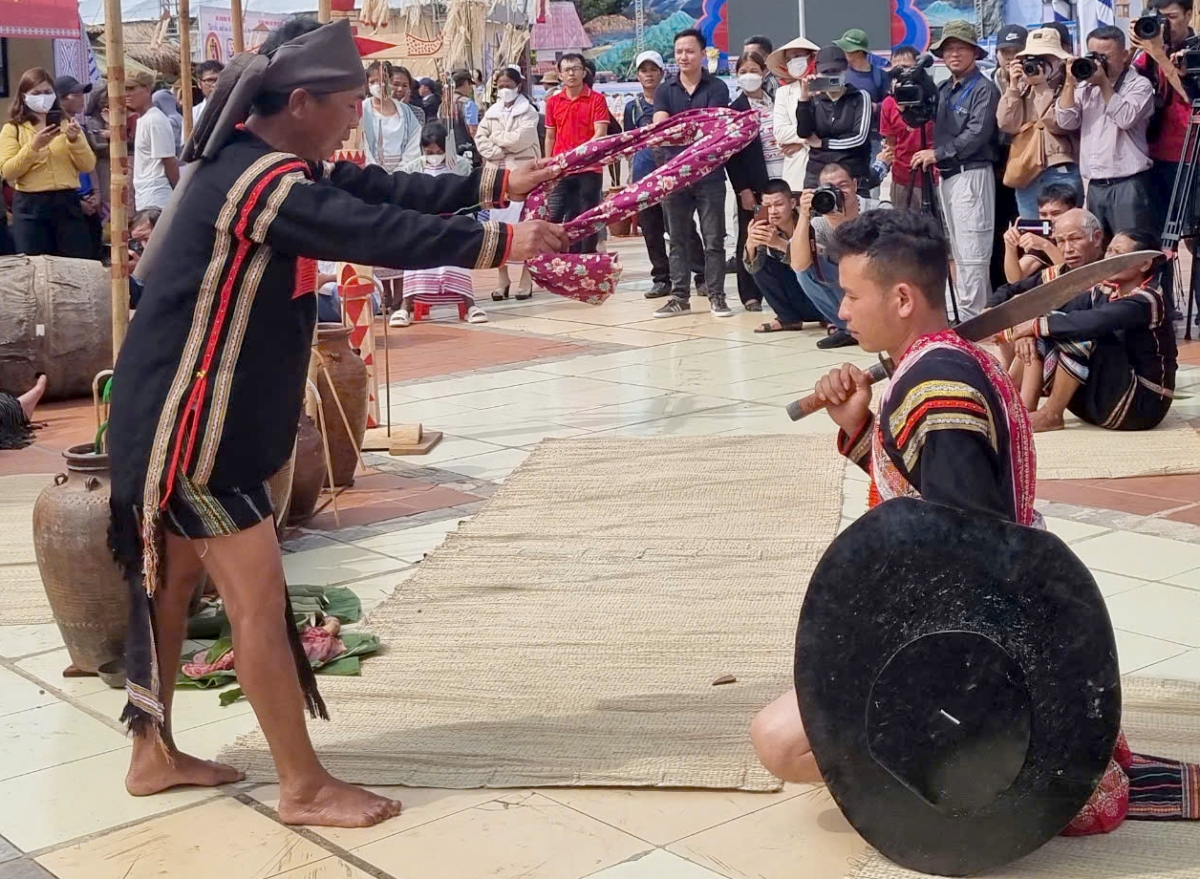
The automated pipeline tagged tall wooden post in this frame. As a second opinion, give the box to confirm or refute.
[231,0,244,53]
[179,0,193,141]
[104,0,130,358]
[318,0,332,24]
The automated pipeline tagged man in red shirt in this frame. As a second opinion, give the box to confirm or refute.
[544,52,611,253]
[880,45,936,211]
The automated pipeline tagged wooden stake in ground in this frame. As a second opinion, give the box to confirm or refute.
[318,0,332,23]
[231,0,244,53]
[179,0,193,141]
[104,0,130,359]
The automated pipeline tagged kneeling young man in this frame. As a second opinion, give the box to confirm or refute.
[751,209,1038,782]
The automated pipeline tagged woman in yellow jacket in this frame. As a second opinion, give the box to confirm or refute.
[0,67,96,258]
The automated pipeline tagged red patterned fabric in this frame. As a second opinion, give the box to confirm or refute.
[522,108,760,304]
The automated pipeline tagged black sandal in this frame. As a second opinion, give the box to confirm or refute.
[754,321,804,333]
[492,286,510,302]
[514,289,533,301]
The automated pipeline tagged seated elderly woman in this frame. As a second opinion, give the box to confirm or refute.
[1005,229,1177,433]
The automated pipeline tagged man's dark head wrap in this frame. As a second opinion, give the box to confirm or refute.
[136,19,364,281]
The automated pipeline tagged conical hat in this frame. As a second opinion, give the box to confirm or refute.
[766,36,820,81]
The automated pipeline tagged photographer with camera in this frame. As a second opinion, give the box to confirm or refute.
[880,45,936,210]
[910,20,1000,321]
[795,46,873,190]
[999,28,1083,219]
[1131,0,1194,205]
[1056,26,1157,239]
[788,162,889,348]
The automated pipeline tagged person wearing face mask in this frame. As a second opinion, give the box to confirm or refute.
[767,38,819,194]
[360,60,422,171]
[795,46,873,190]
[0,67,96,258]
[476,66,542,301]
[999,27,1082,219]
[728,50,780,310]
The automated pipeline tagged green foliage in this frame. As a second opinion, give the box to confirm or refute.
[577,0,625,23]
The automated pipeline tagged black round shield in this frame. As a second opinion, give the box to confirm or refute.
[795,498,1120,877]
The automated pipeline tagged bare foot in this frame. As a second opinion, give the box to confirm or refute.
[1029,408,1066,433]
[18,374,48,420]
[278,776,403,827]
[126,748,246,796]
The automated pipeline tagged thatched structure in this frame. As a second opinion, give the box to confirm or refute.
[88,18,183,79]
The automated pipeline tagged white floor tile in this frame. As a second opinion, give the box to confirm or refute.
[0,702,127,782]
[14,650,112,699]
[0,667,58,718]
[437,448,532,482]
[282,543,409,587]
[1105,583,1200,647]
[1091,571,1152,598]
[1072,531,1200,580]
[1114,628,1191,674]
[353,519,464,563]
[0,624,64,660]
[587,850,728,879]
[1132,647,1200,681]
[1043,517,1111,544]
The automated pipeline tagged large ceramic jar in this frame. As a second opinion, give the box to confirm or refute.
[312,324,368,488]
[287,414,325,526]
[32,444,129,675]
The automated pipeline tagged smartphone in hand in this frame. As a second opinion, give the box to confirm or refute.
[1015,218,1053,237]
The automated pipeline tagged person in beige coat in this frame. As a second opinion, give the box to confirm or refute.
[766,38,819,193]
[476,65,542,299]
[998,27,1082,218]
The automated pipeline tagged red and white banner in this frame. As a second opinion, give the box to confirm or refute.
[197,5,288,63]
[0,0,82,39]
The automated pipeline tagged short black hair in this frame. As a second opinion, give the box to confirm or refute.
[259,17,321,56]
[891,44,918,59]
[131,207,161,228]
[558,52,586,70]
[1087,25,1126,47]
[1113,227,1162,252]
[818,162,852,181]
[1037,183,1081,208]
[197,60,224,77]
[495,65,524,86]
[420,120,448,150]
[762,179,796,199]
[1150,0,1193,13]
[674,28,707,50]
[452,69,474,89]
[744,35,774,53]
[828,210,949,308]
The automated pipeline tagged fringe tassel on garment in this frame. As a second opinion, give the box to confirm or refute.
[0,392,34,451]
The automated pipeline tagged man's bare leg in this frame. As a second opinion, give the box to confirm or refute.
[17,374,48,420]
[1029,362,1080,433]
[126,532,247,795]
[750,689,823,784]
[199,519,402,827]
[1018,355,1042,413]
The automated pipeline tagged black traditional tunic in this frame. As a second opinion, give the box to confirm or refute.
[107,129,511,728]
[1034,282,1177,430]
[989,262,1065,308]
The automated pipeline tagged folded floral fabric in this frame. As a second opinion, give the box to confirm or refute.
[523,108,760,304]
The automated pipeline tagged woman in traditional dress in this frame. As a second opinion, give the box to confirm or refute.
[390,122,487,327]
[728,50,777,311]
[360,61,422,171]
[476,66,541,301]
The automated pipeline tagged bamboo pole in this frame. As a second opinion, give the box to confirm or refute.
[179,0,193,141]
[231,0,244,53]
[318,0,332,24]
[104,0,130,359]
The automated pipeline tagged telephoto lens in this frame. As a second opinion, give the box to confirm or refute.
[1134,13,1165,41]
[810,184,844,216]
[1071,55,1096,80]
[1022,57,1043,77]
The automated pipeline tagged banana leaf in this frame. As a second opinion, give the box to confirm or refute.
[186,584,363,639]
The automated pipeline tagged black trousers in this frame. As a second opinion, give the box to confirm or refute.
[662,175,727,300]
[639,202,705,287]
[11,190,93,260]
[734,205,762,306]
[548,171,603,254]
[1086,171,1157,241]
[748,255,824,324]
[1150,159,1178,310]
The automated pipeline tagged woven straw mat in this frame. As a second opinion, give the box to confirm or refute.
[221,434,845,790]
[0,474,55,625]
[1035,411,1200,480]
[846,677,1200,879]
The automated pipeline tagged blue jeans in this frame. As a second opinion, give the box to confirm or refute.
[748,255,824,325]
[796,256,846,329]
[1014,164,1083,219]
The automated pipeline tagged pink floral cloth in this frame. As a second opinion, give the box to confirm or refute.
[522,108,761,304]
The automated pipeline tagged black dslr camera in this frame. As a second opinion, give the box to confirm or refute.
[811,184,845,216]
[891,52,939,128]
[1021,57,1045,77]
[1133,12,1169,41]
[1071,52,1107,80]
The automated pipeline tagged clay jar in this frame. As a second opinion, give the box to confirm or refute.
[312,323,368,488]
[287,414,325,526]
[32,444,129,675]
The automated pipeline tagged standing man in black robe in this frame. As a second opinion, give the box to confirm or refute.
[107,18,565,828]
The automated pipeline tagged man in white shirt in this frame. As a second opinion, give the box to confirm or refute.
[192,60,224,126]
[125,71,179,210]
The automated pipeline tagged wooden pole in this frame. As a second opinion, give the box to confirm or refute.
[179,0,193,141]
[318,0,332,24]
[104,0,130,359]
[231,0,244,54]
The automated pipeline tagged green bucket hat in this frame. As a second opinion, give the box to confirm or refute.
[834,28,870,54]
[930,19,987,60]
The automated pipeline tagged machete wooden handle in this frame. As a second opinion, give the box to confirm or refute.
[786,360,892,422]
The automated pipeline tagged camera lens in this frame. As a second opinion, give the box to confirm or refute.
[1021,58,1042,76]
[811,187,839,216]
[1134,15,1162,40]
[1071,56,1095,80]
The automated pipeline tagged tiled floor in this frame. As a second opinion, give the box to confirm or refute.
[2,236,1200,878]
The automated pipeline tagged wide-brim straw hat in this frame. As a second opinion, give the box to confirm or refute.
[930,19,987,60]
[767,36,820,81]
[1017,27,1071,61]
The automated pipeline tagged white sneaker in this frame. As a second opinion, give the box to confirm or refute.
[389,309,411,328]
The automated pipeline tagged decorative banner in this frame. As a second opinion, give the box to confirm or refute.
[338,264,381,429]
[197,5,288,63]
[0,0,80,39]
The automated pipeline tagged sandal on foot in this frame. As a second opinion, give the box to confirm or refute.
[514,289,533,301]
[491,286,510,301]
[466,306,489,324]
[389,309,412,328]
[754,321,804,334]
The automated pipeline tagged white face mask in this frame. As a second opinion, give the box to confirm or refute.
[368,83,384,99]
[737,73,764,93]
[424,153,446,166]
[24,93,56,115]
[786,57,808,78]
[497,87,520,104]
